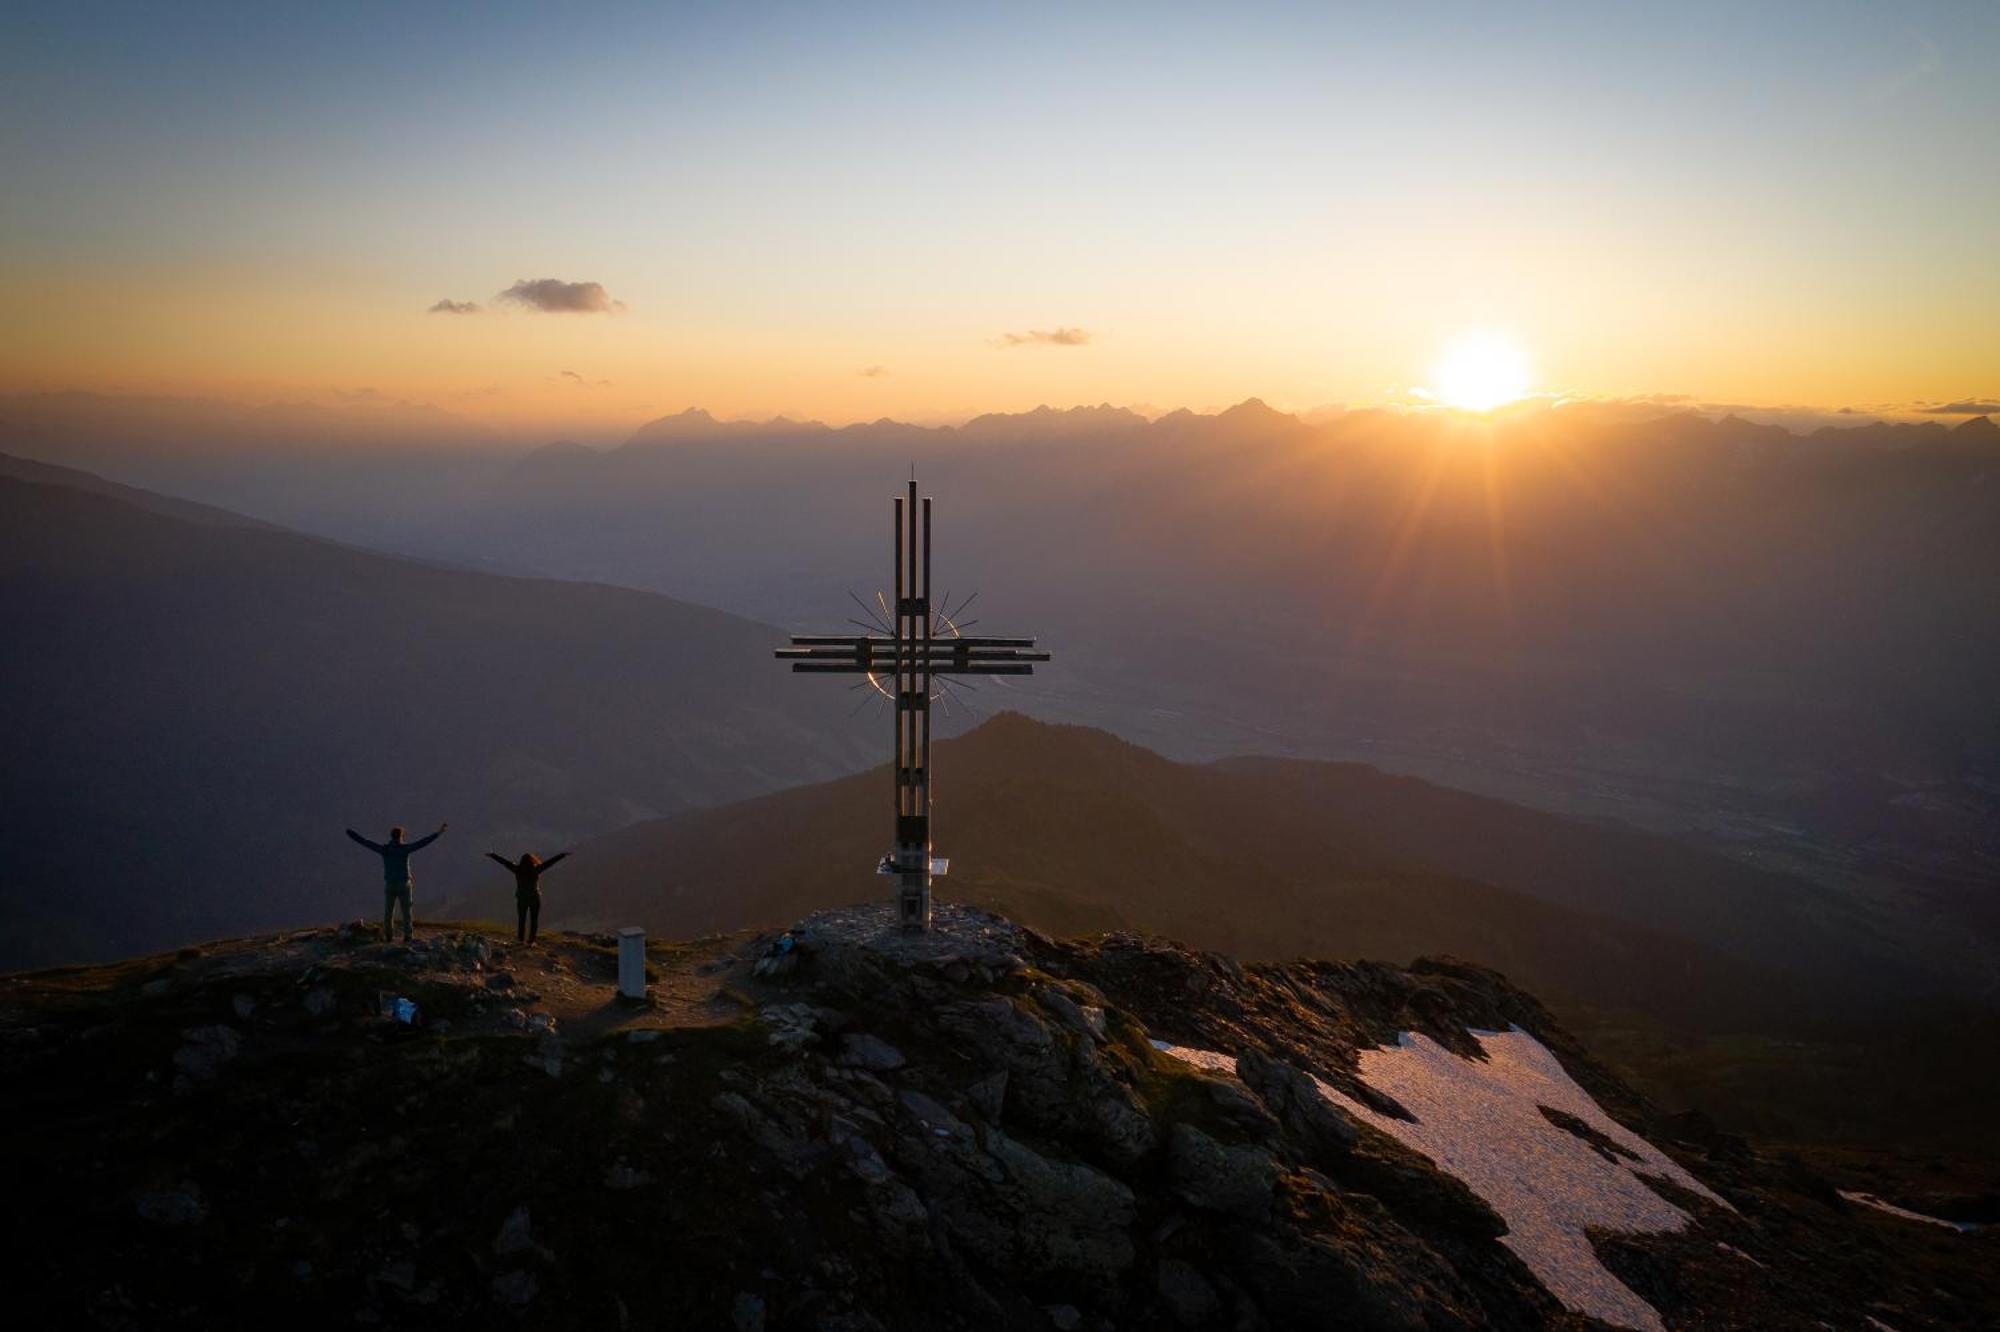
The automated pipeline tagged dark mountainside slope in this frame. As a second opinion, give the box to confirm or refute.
[554,715,1923,1027]
[0,475,873,970]
[4,908,1992,1330]
[0,450,283,531]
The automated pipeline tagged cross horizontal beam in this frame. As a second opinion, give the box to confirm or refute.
[786,661,1040,675]
[775,646,1047,661]
[785,635,1039,649]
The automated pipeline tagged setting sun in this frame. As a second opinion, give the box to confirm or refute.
[1432,332,1532,411]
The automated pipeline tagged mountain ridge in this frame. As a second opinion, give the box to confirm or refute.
[542,712,1918,1032]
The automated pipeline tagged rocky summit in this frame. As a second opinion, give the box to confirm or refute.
[3,906,1992,1330]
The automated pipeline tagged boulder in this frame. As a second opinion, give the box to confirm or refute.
[490,1270,538,1308]
[1236,1049,1358,1158]
[838,1032,906,1072]
[1156,1259,1221,1326]
[172,1025,242,1082]
[1168,1123,1278,1220]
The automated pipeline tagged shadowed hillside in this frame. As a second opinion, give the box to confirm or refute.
[0,475,873,970]
[551,714,1910,1030]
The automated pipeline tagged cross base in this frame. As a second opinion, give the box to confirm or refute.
[896,875,932,931]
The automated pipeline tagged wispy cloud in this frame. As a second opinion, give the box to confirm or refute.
[1916,398,2000,415]
[498,278,625,314]
[555,369,612,387]
[995,326,1090,348]
[427,298,481,315]
[857,365,890,378]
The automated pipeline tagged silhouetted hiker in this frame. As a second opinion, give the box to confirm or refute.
[486,850,570,944]
[346,823,447,943]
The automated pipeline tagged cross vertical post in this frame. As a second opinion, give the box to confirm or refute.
[775,477,1048,931]
[892,479,931,927]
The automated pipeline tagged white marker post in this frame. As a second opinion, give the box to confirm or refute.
[617,927,647,1002]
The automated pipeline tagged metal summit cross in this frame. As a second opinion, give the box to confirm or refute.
[775,476,1048,931]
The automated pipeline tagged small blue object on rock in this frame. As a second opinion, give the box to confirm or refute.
[392,997,418,1025]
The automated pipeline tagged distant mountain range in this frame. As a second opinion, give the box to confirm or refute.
[4,396,1997,998]
[0,466,875,969]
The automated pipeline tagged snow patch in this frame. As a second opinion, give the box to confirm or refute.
[1149,1038,1235,1078]
[1839,1190,1981,1233]
[1155,1027,1726,1332]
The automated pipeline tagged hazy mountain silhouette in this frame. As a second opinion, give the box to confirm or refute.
[5,394,1997,989]
[0,451,279,531]
[0,473,874,970]
[625,407,834,447]
[173,401,1995,870]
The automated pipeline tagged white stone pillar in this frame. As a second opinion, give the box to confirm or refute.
[617,927,647,1000]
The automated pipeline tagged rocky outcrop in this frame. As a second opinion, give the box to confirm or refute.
[3,906,1993,1330]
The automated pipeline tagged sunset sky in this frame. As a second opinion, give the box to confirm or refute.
[3,1,1996,434]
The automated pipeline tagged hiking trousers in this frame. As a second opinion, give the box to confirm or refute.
[384,882,413,942]
[516,892,542,944]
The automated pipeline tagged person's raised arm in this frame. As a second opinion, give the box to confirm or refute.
[485,852,513,870]
[540,852,571,873]
[346,828,380,852]
[407,822,447,852]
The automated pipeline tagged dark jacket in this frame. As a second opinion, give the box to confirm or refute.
[488,852,568,899]
[348,829,442,885]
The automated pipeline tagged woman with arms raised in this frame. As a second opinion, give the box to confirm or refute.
[485,849,570,945]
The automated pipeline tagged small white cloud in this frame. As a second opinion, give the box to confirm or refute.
[994,326,1091,348]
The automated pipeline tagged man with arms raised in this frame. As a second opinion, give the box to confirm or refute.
[345,822,447,943]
